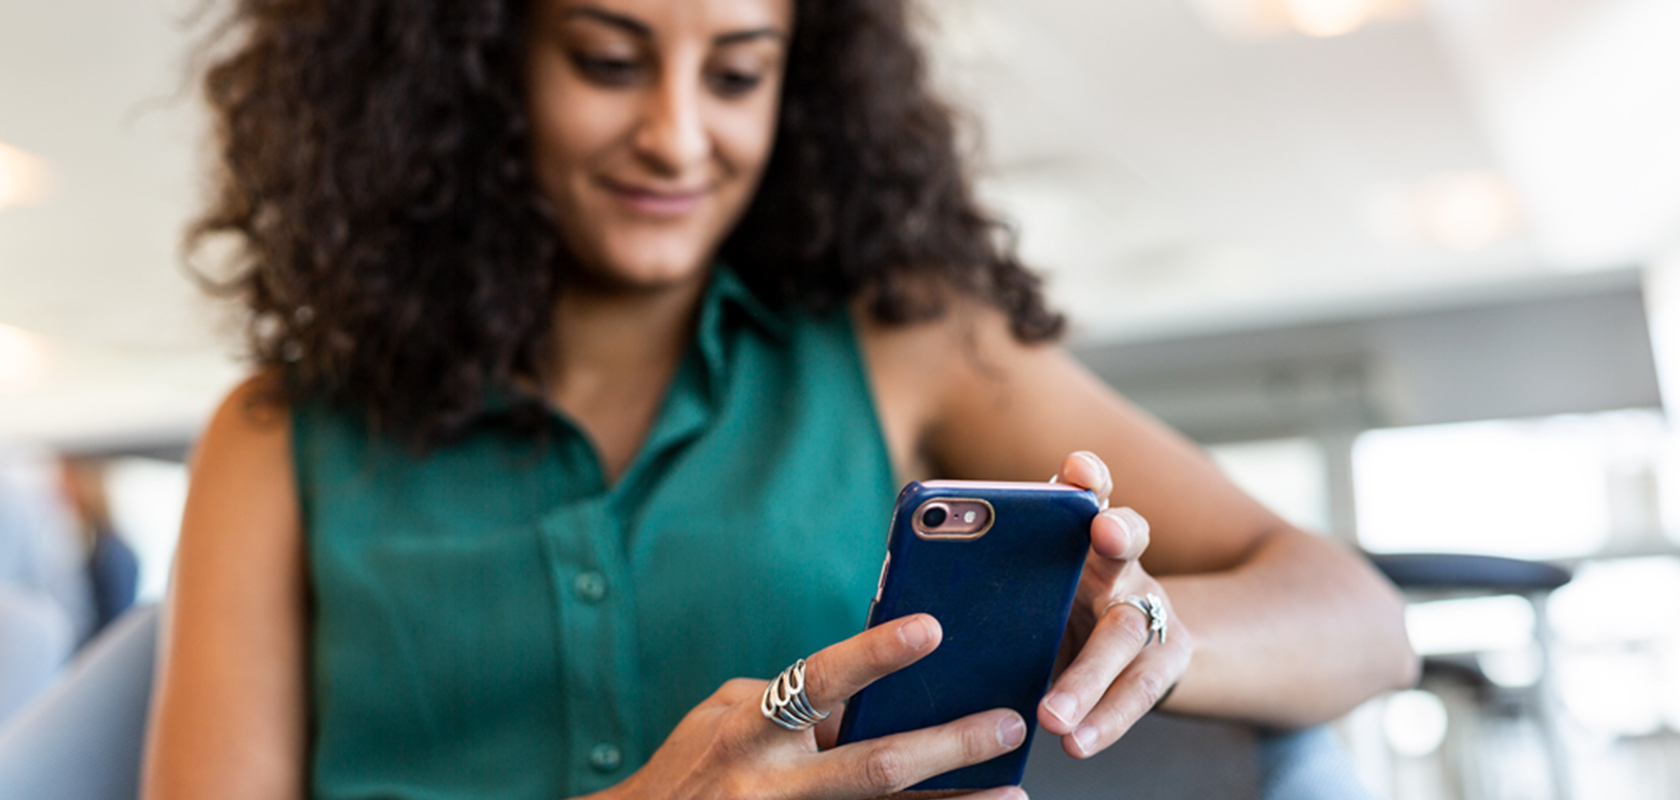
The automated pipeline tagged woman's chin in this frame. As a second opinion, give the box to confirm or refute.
[568,248,713,294]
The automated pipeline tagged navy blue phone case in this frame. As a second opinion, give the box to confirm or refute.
[835,480,1097,790]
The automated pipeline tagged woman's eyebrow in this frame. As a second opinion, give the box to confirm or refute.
[714,28,788,47]
[559,6,786,47]
[561,6,652,38]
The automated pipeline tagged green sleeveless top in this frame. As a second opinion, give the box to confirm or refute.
[292,269,899,799]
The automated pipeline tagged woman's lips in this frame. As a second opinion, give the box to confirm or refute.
[600,179,708,218]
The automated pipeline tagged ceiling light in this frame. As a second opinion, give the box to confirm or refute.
[1368,170,1524,252]
[0,141,52,211]
[1284,0,1372,38]
[1189,0,1419,41]
[0,323,46,389]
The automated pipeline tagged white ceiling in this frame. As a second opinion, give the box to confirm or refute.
[0,0,238,446]
[930,0,1680,338]
[1,0,1678,446]
[1,0,211,350]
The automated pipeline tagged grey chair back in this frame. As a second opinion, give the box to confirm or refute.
[1023,713,1262,798]
[0,605,156,800]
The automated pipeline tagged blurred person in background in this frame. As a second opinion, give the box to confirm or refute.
[143,1,1418,798]
[58,457,139,633]
[0,453,92,722]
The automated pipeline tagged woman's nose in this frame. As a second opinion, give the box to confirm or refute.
[633,67,709,176]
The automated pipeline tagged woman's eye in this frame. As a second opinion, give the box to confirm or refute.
[570,54,642,86]
[708,69,763,98]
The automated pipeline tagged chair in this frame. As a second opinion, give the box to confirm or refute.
[0,605,157,800]
[1021,706,1380,799]
[0,586,75,722]
[1366,552,1574,800]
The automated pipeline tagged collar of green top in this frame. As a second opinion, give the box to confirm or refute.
[697,262,791,347]
[479,264,790,417]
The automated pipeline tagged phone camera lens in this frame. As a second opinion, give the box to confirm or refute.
[921,505,948,528]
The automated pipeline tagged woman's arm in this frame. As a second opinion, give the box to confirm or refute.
[142,375,309,799]
[860,301,1418,742]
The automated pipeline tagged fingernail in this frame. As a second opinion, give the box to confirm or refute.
[1043,692,1077,726]
[1082,451,1111,485]
[997,714,1027,748]
[1006,789,1029,800]
[1101,510,1132,547]
[898,617,932,650]
[1114,507,1148,540]
[1073,724,1098,755]
[1076,451,1103,475]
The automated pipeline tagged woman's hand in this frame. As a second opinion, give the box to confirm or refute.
[600,614,1028,800]
[1039,451,1194,759]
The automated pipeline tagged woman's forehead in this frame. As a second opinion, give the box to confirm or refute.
[542,0,793,38]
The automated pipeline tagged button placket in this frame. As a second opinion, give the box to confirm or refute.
[540,499,645,795]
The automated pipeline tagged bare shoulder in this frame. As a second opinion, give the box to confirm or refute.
[180,370,301,550]
[174,367,302,609]
[853,289,1033,373]
[182,371,300,534]
[143,370,308,799]
[867,293,1094,468]
[197,371,292,466]
[853,290,1064,478]
[853,289,992,478]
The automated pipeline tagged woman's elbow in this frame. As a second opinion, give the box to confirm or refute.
[1316,543,1421,716]
[1359,564,1421,695]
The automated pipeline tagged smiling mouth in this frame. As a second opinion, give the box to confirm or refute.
[599,178,710,218]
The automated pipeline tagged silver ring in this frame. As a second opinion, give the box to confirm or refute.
[761,658,830,731]
[1110,593,1168,646]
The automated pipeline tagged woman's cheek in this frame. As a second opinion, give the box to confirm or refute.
[718,95,781,178]
[541,87,633,167]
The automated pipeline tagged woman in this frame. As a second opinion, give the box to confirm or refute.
[143,0,1417,797]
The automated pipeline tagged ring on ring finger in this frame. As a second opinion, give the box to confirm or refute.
[1103,593,1168,646]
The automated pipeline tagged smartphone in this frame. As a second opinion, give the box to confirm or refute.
[835,479,1098,790]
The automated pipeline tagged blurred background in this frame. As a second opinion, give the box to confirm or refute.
[2,0,1678,798]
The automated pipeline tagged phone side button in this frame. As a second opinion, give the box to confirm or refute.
[873,553,890,602]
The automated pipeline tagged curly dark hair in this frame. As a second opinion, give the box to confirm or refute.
[192,0,1064,448]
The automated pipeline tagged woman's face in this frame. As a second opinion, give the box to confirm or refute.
[526,0,791,290]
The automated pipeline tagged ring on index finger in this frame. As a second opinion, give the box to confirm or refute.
[1105,593,1168,646]
[761,658,831,731]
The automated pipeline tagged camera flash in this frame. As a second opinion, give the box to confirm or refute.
[963,510,976,523]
